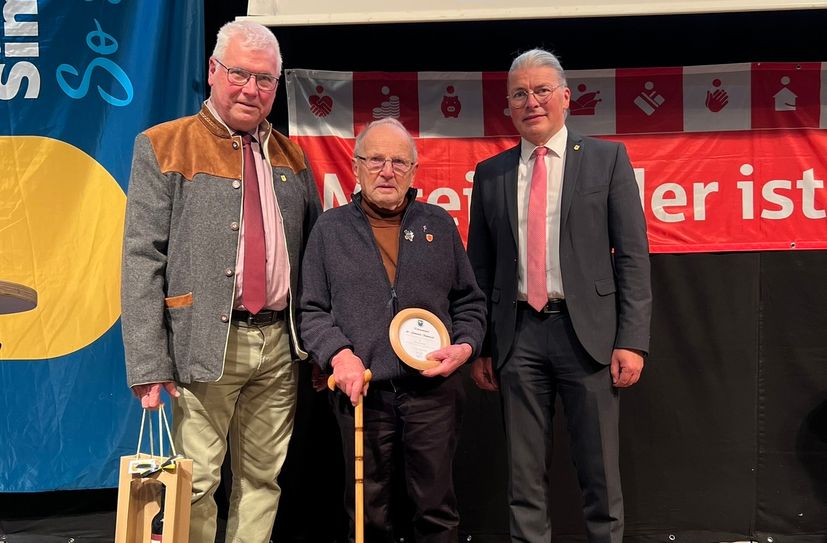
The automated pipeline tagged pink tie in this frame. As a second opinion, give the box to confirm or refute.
[241,134,266,315]
[527,146,549,312]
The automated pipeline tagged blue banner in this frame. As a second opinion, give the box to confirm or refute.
[0,0,204,491]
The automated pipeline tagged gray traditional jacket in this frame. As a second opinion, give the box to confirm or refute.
[299,190,486,382]
[121,104,322,386]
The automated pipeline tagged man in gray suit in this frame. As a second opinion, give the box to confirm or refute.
[121,21,321,543]
[466,48,652,543]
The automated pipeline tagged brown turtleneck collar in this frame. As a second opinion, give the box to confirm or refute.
[359,195,409,284]
[360,194,408,222]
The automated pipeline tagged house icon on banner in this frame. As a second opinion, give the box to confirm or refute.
[773,76,797,111]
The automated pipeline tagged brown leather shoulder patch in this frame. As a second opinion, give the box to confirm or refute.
[144,116,240,181]
[267,131,308,174]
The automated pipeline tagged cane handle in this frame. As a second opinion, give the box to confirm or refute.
[327,369,373,392]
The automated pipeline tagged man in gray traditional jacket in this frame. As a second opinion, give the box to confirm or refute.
[121,20,321,543]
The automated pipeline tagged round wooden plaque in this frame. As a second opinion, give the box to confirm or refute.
[389,308,449,371]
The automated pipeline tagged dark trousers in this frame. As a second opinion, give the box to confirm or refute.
[333,373,465,543]
[498,307,623,543]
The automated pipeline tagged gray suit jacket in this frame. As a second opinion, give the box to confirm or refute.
[467,130,651,368]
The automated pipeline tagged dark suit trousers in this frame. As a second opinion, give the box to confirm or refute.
[499,306,623,543]
[333,373,465,543]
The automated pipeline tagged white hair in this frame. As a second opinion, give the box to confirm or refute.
[213,20,282,74]
[354,118,418,163]
[510,48,567,87]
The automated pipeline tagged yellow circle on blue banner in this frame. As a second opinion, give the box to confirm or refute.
[0,136,126,359]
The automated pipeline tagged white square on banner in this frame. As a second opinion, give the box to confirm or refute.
[286,69,354,137]
[565,69,616,136]
[683,64,751,132]
[417,72,484,138]
[821,62,827,129]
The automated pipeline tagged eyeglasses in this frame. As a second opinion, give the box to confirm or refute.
[355,155,415,174]
[506,84,565,109]
[213,58,279,92]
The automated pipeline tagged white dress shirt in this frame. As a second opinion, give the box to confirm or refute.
[517,125,568,301]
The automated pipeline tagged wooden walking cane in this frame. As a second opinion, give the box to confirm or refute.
[328,370,373,543]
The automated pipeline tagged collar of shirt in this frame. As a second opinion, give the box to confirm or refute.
[519,124,568,164]
[204,98,267,143]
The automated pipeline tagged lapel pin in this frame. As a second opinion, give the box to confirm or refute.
[573,144,581,151]
[280,174,287,182]
[404,229,414,242]
[426,234,434,242]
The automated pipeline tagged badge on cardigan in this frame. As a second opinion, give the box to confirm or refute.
[404,229,414,241]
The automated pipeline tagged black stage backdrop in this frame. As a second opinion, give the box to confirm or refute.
[2,3,825,542]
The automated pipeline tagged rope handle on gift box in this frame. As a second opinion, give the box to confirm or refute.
[132,407,184,477]
[136,407,177,458]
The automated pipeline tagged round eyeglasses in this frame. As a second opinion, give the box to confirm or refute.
[214,58,279,92]
[355,155,415,174]
[506,84,565,109]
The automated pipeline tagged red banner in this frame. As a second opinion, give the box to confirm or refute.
[286,64,827,253]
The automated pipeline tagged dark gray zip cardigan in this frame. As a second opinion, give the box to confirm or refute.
[298,189,486,382]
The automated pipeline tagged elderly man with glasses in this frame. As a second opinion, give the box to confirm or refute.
[467,48,652,543]
[121,20,321,543]
[299,118,486,543]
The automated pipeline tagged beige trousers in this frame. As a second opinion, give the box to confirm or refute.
[173,319,297,543]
